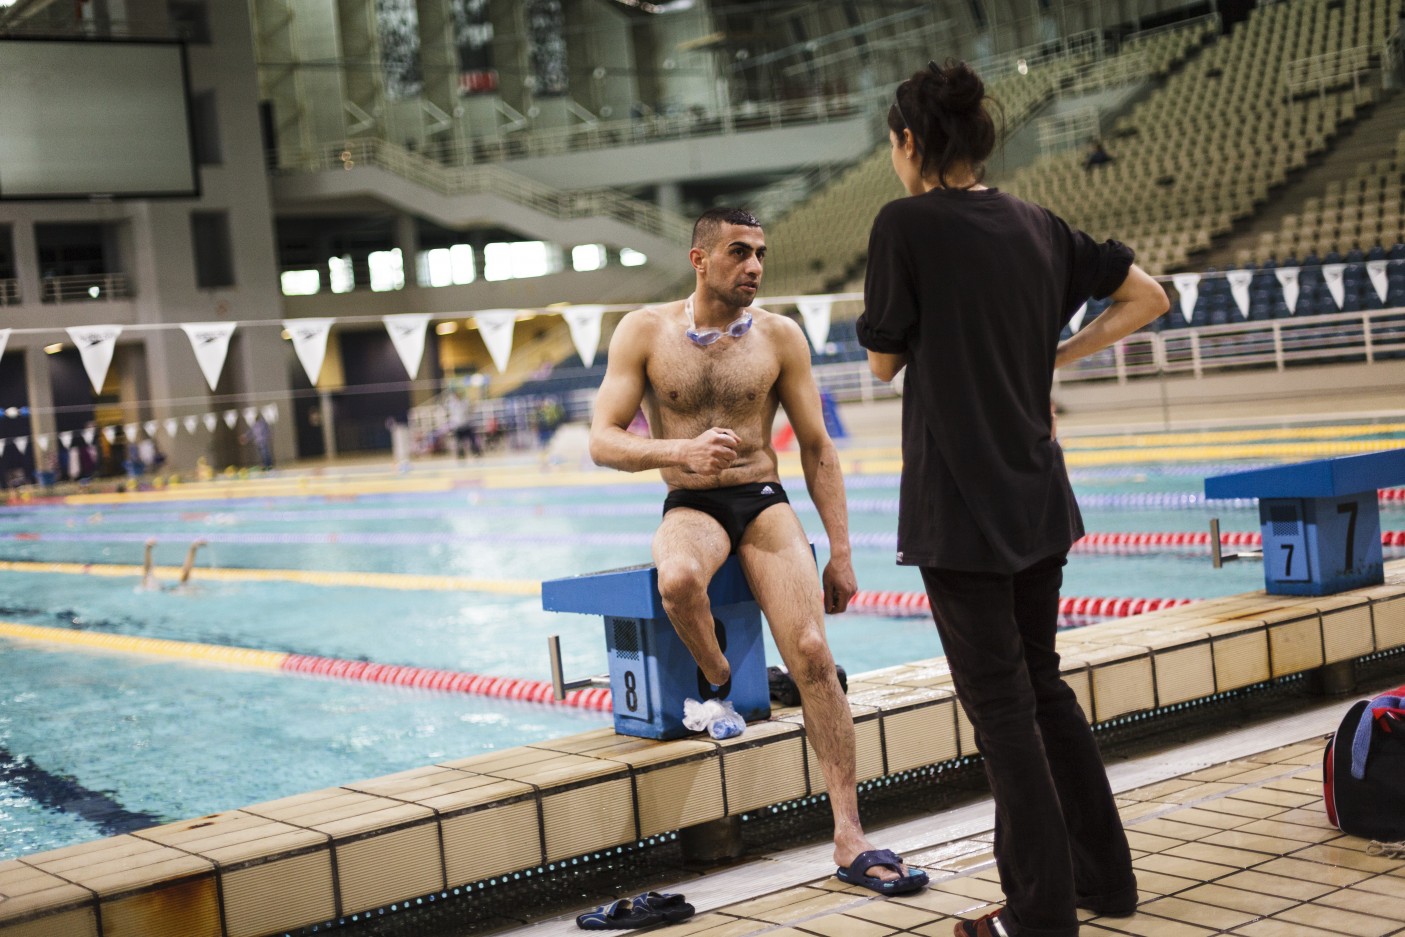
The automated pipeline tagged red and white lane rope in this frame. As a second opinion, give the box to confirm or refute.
[848,591,1197,619]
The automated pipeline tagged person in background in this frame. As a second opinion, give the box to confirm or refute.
[141,538,208,592]
[1083,137,1115,172]
[859,60,1168,937]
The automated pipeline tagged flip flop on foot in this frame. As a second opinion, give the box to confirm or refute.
[576,897,663,930]
[632,891,694,922]
[835,848,928,895]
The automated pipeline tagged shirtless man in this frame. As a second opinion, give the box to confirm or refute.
[141,538,207,592]
[589,207,927,894]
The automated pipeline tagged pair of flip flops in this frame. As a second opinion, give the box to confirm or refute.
[835,848,929,896]
[576,891,695,930]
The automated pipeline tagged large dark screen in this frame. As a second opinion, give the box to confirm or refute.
[0,39,197,199]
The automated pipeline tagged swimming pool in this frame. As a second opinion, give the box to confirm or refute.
[2,442,1401,862]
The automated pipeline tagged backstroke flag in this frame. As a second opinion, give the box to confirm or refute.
[143,420,158,438]
[223,410,240,429]
[384,314,432,379]
[1322,263,1346,310]
[473,309,517,373]
[1367,260,1388,304]
[183,415,200,435]
[562,305,605,367]
[284,319,334,384]
[796,297,834,354]
[1067,302,1089,334]
[66,325,123,393]
[203,413,218,433]
[1227,269,1253,319]
[1275,267,1300,314]
[181,322,238,391]
[1171,274,1199,325]
[59,431,73,449]
[163,418,179,439]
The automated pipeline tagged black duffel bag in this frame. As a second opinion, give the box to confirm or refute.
[1324,683,1405,840]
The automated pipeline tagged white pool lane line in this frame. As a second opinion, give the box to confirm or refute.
[496,700,1346,936]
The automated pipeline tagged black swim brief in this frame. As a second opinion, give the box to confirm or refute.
[662,481,790,554]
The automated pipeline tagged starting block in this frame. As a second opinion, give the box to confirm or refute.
[1205,449,1405,596]
[542,555,771,739]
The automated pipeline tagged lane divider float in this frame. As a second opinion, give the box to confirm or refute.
[0,621,609,711]
[848,591,1197,619]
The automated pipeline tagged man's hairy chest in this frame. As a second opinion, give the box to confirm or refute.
[645,343,780,422]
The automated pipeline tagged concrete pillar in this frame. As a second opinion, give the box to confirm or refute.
[11,221,40,307]
[655,181,683,218]
[319,391,338,461]
[25,348,56,448]
[679,816,743,862]
[395,214,420,286]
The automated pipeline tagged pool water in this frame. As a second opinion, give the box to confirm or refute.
[1,460,1399,860]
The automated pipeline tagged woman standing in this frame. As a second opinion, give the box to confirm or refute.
[857,61,1168,937]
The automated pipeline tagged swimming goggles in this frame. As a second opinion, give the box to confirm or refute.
[684,294,753,347]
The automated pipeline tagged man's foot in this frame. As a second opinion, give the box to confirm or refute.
[834,847,928,895]
[954,910,1010,936]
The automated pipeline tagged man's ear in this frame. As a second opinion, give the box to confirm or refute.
[688,247,706,273]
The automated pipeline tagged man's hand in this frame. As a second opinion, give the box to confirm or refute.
[821,557,858,614]
[680,427,739,475]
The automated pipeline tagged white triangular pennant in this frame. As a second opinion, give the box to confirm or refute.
[241,406,258,426]
[203,413,218,433]
[124,422,140,442]
[1367,260,1389,304]
[383,313,432,379]
[101,425,117,445]
[14,437,28,454]
[1275,267,1300,314]
[81,426,96,445]
[283,318,334,384]
[1171,274,1200,324]
[163,418,179,438]
[0,440,6,456]
[0,329,10,368]
[58,431,74,448]
[261,404,279,424]
[183,415,200,435]
[795,297,834,354]
[1322,263,1346,309]
[223,409,239,429]
[180,322,238,391]
[562,305,606,368]
[473,309,518,373]
[34,434,49,453]
[143,420,158,438]
[1227,270,1253,319]
[1067,302,1089,333]
[65,325,123,393]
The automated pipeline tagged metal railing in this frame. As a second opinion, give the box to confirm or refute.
[0,279,20,306]
[40,273,133,304]
[1285,44,1373,100]
[1037,106,1102,156]
[1120,12,1220,49]
[272,139,692,245]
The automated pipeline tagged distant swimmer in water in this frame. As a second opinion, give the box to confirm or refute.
[140,538,208,592]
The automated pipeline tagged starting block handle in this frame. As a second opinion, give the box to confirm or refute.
[1209,517,1262,568]
[547,634,609,701]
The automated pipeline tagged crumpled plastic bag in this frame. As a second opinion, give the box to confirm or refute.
[682,697,745,739]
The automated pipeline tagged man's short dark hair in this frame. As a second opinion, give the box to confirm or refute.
[692,207,761,250]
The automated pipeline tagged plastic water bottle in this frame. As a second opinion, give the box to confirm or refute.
[682,698,746,740]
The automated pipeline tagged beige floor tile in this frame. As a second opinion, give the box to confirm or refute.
[1270,807,1330,826]
[1135,895,1257,930]
[1164,841,1273,870]
[1353,874,1405,899]
[907,919,965,937]
[841,899,943,930]
[930,876,1005,904]
[661,914,773,937]
[726,887,830,919]
[747,891,871,925]
[1312,886,1405,922]
[904,840,992,870]
[1200,829,1315,856]
[1124,779,1202,802]
[1231,918,1338,936]
[793,912,901,937]
[1135,818,1217,842]
[1216,764,1299,786]
[1182,761,1271,783]
[889,888,994,918]
[1235,818,1339,844]
[1116,801,1167,823]
[1125,830,1191,854]
[1214,869,1336,901]
[1287,843,1402,874]
[1163,807,1254,832]
[1174,882,1296,916]
[1227,787,1316,809]
[1194,797,1287,821]
[1126,870,1200,898]
[1134,852,1238,884]
[1261,777,1322,796]
[1272,901,1399,936]
[1254,856,1373,887]
[1089,910,1220,936]
[1156,781,1241,805]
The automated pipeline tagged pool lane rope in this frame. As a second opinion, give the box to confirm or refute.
[0,621,611,712]
[848,592,1197,618]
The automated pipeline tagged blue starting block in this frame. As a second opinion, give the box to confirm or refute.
[1205,449,1405,596]
[541,555,771,739]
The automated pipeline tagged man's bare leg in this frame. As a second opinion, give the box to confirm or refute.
[739,507,906,884]
[178,539,207,586]
[652,509,732,687]
[141,538,158,590]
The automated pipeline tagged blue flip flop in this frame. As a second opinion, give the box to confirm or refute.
[835,849,929,895]
[632,891,694,922]
[576,897,663,930]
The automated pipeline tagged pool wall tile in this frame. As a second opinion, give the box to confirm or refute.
[335,822,444,915]
[1082,645,1156,721]
[778,703,885,790]
[1370,591,1405,648]
[0,908,99,937]
[1316,598,1374,662]
[871,690,959,773]
[1203,621,1270,691]
[0,862,96,937]
[540,778,637,861]
[712,721,807,813]
[1058,660,1094,724]
[1151,639,1217,707]
[1263,612,1324,677]
[219,851,336,937]
[441,797,543,885]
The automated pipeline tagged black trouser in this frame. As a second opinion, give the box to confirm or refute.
[921,554,1135,937]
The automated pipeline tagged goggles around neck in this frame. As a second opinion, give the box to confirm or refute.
[684,294,753,347]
